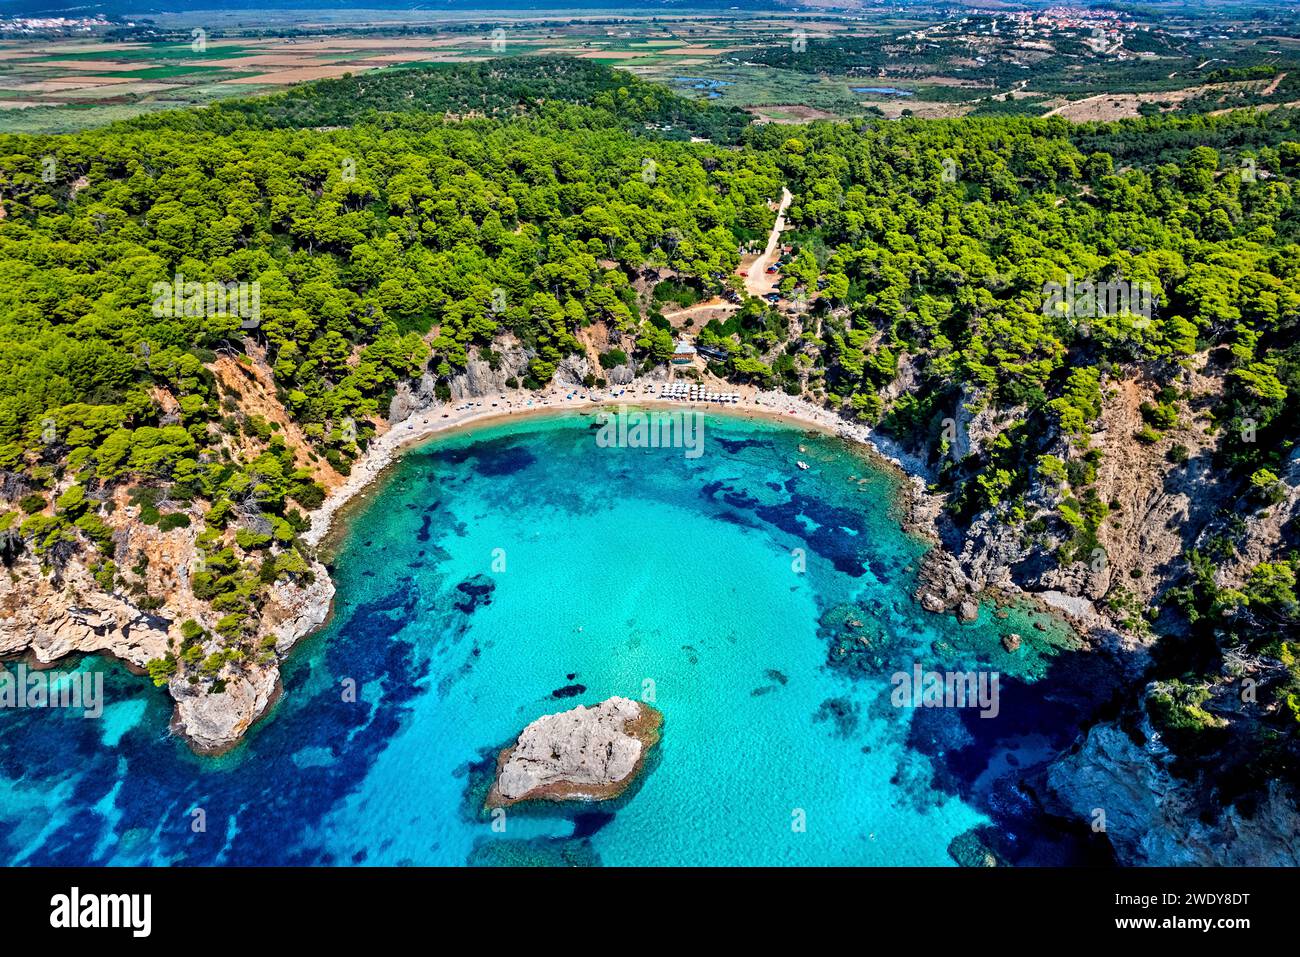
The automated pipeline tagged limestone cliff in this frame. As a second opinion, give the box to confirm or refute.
[0,514,333,756]
[884,350,1300,865]
[1046,716,1300,866]
[0,556,170,670]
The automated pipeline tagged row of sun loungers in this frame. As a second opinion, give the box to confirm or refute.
[659,384,741,403]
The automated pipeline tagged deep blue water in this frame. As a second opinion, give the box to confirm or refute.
[0,411,1114,865]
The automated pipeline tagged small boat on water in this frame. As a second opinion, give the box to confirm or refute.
[797,461,810,471]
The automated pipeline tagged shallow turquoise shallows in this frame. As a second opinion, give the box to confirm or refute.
[0,410,1096,866]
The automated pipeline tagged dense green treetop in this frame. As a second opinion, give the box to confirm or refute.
[122,57,754,143]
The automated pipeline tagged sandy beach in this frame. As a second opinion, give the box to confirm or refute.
[302,380,938,550]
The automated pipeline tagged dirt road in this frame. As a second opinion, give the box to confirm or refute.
[744,187,793,299]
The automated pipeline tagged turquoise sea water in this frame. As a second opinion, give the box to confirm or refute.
[0,411,1113,866]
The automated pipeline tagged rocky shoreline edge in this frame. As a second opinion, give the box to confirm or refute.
[0,383,1114,759]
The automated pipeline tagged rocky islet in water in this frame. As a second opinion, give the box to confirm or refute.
[486,697,663,807]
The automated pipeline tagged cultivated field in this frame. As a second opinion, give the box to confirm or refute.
[2,6,1298,133]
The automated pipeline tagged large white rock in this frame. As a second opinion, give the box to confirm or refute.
[488,696,661,806]
[170,666,279,755]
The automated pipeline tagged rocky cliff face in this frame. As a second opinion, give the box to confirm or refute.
[1220,445,1300,588]
[486,697,662,807]
[0,518,333,756]
[168,665,281,754]
[447,348,530,401]
[1046,716,1300,866]
[907,361,1247,644]
[891,353,1300,865]
[945,361,1228,608]
[0,556,170,670]
[434,339,595,401]
[168,561,334,755]
[950,387,1024,465]
[388,373,439,424]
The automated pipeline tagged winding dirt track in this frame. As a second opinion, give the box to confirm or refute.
[744,187,793,299]
[660,185,795,323]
